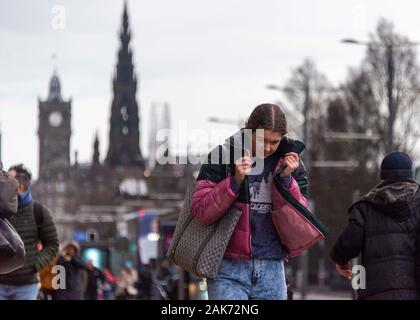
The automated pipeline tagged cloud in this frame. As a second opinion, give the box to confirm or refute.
[2,0,420,178]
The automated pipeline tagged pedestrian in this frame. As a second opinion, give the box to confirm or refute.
[0,164,59,300]
[55,241,86,300]
[115,261,138,299]
[157,259,176,300]
[331,151,420,300]
[192,103,309,300]
[84,259,105,300]
[157,259,173,283]
[102,268,118,300]
[137,263,153,300]
[38,255,59,300]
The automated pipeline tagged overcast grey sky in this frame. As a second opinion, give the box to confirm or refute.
[1,0,420,178]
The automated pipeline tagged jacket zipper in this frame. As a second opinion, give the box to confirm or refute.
[249,219,253,259]
[246,175,253,259]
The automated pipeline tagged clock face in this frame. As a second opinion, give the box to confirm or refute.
[49,111,63,127]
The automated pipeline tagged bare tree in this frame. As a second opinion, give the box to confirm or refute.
[283,58,333,296]
[283,58,331,180]
[284,58,331,120]
[309,70,382,283]
[365,18,420,153]
[341,69,385,167]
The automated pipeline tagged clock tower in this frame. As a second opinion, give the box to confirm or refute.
[38,70,71,180]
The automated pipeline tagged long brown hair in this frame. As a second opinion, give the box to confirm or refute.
[245,103,288,136]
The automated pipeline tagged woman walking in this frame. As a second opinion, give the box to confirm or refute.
[191,103,309,300]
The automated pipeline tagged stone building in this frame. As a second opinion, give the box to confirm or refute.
[33,3,198,273]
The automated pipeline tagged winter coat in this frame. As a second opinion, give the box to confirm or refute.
[86,267,105,293]
[331,179,420,300]
[55,254,86,300]
[191,130,308,259]
[0,201,59,285]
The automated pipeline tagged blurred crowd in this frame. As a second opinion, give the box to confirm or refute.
[38,241,179,300]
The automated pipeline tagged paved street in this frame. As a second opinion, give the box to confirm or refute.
[293,289,353,300]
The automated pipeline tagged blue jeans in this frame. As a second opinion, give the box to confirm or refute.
[0,283,39,300]
[207,258,287,300]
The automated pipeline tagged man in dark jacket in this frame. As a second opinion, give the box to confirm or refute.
[55,241,86,300]
[331,151,420,300]
[0,164,59,300]
[84,259,105,300]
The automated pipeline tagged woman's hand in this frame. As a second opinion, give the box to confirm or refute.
[280,152,299,177]
[234,150,252,184]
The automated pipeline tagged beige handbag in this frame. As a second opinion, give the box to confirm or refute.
[167,166,242,279]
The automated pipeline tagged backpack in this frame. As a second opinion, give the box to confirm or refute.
[33,201,44,227]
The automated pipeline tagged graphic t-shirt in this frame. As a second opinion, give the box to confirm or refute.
[247,154,284,259]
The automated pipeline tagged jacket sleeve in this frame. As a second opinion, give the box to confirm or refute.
[272,159,308,210]
[34,206,60,272]
[191,162,239,225]
[330,204,365,266]
[71,255,87,270]
[99,269,106,282]
[293,159,309,198]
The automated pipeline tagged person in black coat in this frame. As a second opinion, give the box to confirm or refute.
[331,151,420,300]
[55,241,86,300]
[84,259,105,300]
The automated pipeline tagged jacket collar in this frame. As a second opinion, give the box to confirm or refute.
[224,129,306,159]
